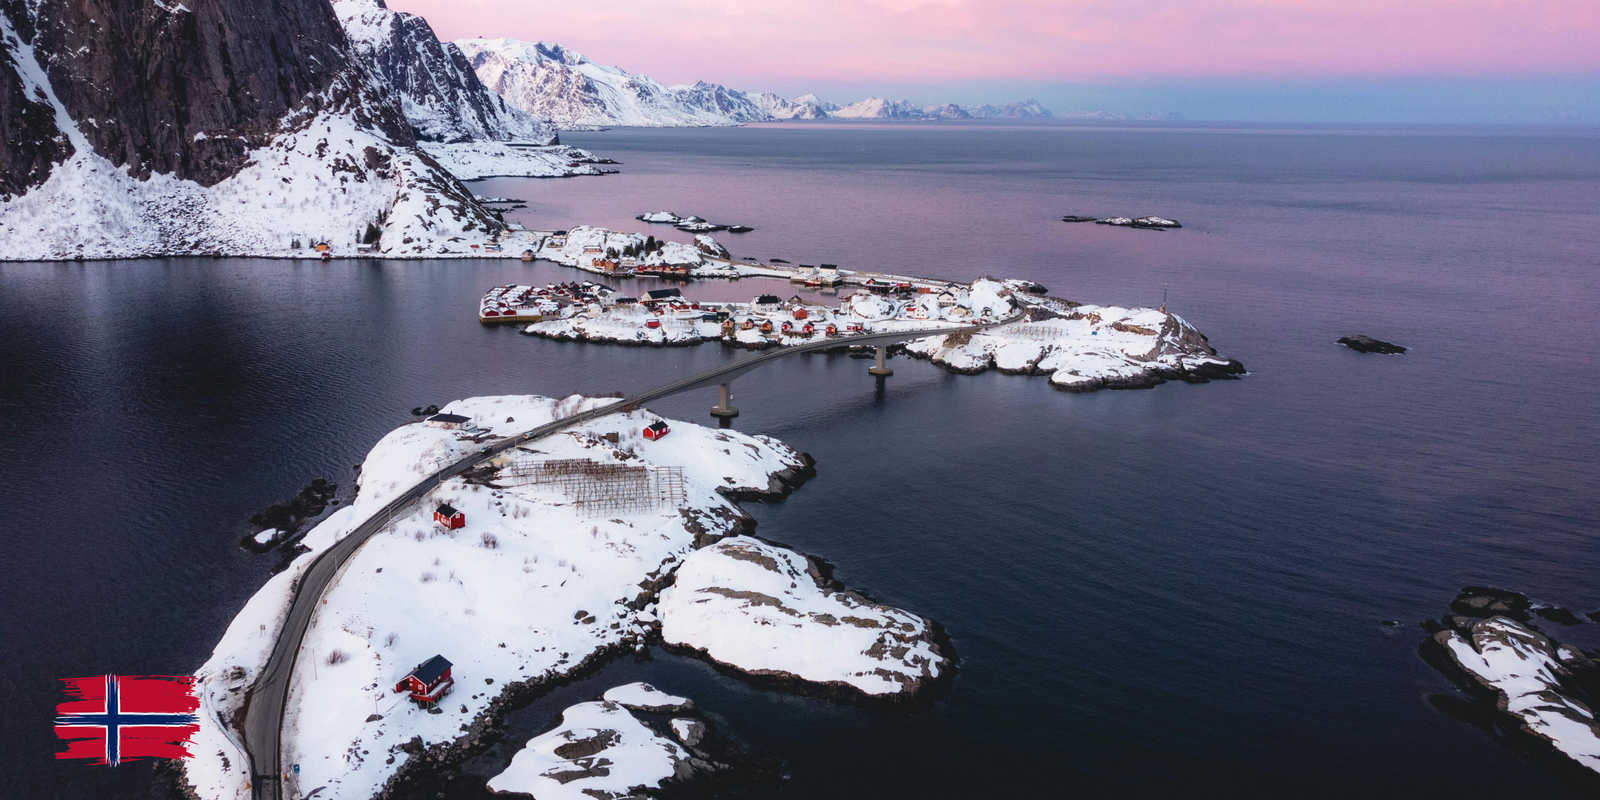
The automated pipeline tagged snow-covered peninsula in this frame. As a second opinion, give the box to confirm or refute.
[182,395,942,800]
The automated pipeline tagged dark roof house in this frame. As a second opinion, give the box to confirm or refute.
[406,654,452,686]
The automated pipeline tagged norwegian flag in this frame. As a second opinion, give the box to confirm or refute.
[54,675,200,765]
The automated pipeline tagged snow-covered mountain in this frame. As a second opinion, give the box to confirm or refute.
[333,0,553,144]
[455,38,1064,128]
[0,0,523,260]
[830,97,925,119]
[752,92,829,120]
[965,100,1053,119]
[458,39,768,128]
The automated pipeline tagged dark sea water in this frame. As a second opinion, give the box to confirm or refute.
[3,120,1598,799]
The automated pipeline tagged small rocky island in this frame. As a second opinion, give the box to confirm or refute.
[1420,587,1600,779]
[487,682,777,799]
[1338,335,1407,354]
[636,210,753,233]
[1062,215,1182,228]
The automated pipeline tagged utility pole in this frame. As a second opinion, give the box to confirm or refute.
[1160,282,1168,314]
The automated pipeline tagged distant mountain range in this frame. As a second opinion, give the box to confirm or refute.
[455,38,1166,128]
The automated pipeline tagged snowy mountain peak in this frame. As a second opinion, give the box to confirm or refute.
[332,0,553,143]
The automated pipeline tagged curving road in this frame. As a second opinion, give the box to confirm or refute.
[242,323,983,799]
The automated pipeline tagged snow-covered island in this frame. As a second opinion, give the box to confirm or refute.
[636,210,753,233]
[503,275,1243,392]
[487,682,777,799]
[1423,587,1600,779]
[181,395,942,800]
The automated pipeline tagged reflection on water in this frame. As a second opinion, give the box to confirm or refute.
[3,121,1598,798]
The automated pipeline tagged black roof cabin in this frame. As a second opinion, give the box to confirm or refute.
[645,288,684,302]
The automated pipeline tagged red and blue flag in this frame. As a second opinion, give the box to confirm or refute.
[54,675,200,765]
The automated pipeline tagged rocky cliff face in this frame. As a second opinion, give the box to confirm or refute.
[333,0,554,144]
[0,2,71,201]
[8,0,409,188]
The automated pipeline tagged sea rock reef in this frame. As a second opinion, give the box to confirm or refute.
[657,536,954,704]
[1338,335,1407,354]
[487,683,776,798]
[1421,587,1600,780]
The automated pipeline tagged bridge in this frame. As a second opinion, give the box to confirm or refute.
[242,323,982,799]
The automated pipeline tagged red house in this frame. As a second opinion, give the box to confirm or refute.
[643,421,671,441]
[434,503,465,530]
[394,654,454,706]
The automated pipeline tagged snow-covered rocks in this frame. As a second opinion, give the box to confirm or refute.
[184,395,815,800]
[602,682,694,713]
[1133,216,1181,228]
[1092,215,1182,229]
[1430,616,1600,774]
[488,700,692,799]
[488,686,775,799]
[635,211,754,233]
[658,536,953,703]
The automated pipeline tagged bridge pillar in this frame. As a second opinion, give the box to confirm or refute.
[709,382,739,418]
[867,345,893,376]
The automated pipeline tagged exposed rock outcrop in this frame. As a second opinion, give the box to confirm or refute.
[1338,334,1407,354]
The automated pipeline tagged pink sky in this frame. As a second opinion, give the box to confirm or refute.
[393,0,1600,89]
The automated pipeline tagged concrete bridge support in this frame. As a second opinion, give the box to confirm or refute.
[709,382,739,418]
[867,345,893,376]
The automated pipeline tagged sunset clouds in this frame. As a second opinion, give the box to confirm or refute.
[395,0,1600,86]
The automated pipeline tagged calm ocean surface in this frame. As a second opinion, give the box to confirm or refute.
[3,121,1598,799]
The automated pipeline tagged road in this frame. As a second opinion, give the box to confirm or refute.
[242,323,981,799]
